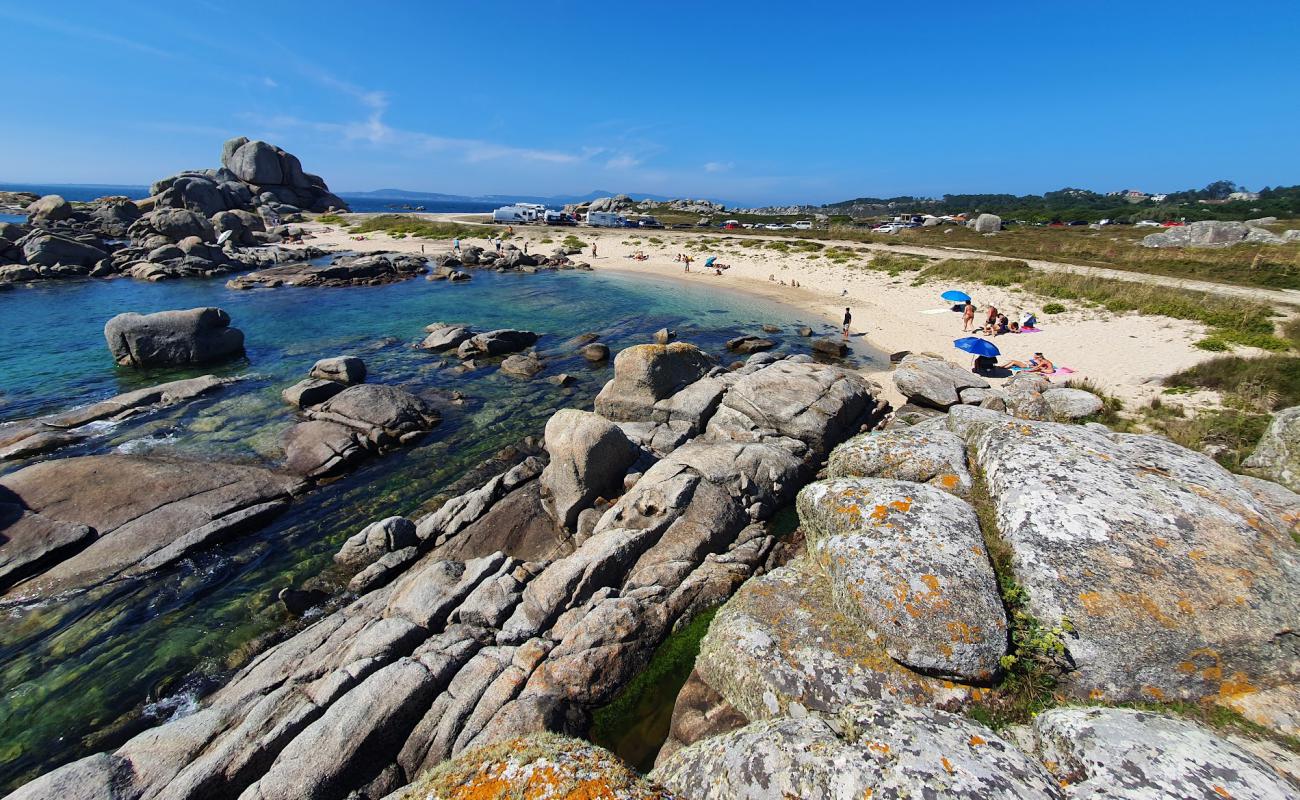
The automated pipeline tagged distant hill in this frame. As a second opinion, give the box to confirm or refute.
[339,188,714,206]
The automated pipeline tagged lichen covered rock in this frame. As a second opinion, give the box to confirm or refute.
[827,427,971,495]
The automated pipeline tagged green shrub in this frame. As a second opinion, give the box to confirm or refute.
[1195,337,1230,352]
[1043,302,1066,314]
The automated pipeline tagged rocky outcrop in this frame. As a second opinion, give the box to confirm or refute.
[1142,219,1300,248]
[724,335,775,354]
[827,426,971,495]
[0,455,302,600]
[9,347,878,800]
[968,212,1003,233]
[1243,405,1300,492]
[455,329,539,360]
[387,733,672,799]
[282,384,441,479]
[594,342,713,422]
[420,323,473,352]
[538,410,638,530]
[334,517,418,570]
[653,701,1062,799]
[104,307,245,368]
[226,252,429,289]
[1026,706,1300,798]
[798,478,1006,680]
[1042,386,1103,420]
[941,405,1300,712]
[309,356,366,386]
[893,353,990,409]
[0,375,228,461]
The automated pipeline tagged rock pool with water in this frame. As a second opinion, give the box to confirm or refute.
[0,266,873,790]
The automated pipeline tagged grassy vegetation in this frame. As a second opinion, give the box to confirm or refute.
[965,464,1075,730]
[314,213,346,224]
[1061,377,1125,426]
[589,608,718,771]
[561,234,587,251]
[346,214,496,240]
[910,258,1290,350]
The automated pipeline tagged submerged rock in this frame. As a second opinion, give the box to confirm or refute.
[420,324,474,352]
[104,307,245,368]
[283,384,440,479]
[455,329,539,360]
[0,455,300,599]
[309,355,367,386]
[226,252,428,289]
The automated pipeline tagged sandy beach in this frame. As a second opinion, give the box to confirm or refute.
[300,216,1244,410]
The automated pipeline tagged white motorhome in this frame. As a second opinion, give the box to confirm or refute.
[492,206,529,223]
[792,220,813,230]
[515,203,546,221]
[586,211,623,227]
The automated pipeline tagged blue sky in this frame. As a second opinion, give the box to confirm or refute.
[2,1,1297,205]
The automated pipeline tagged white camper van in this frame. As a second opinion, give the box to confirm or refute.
[586,211,623,227]
[492,206,529,223]
[792,220,813,230]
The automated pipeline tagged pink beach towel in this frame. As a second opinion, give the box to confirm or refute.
[1020,326,1043,333]
[1009,366,1075,375]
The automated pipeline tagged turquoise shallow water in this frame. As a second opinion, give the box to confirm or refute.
[0,267,875,790]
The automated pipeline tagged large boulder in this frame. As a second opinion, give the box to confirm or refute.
[695,558,972,723]
[389,733,672,800]
[309,356,366,386]
[1027,706,1299,799]
[284,384,440,479]
[1042,386,1104,420]
[958,411,1300,708]
[540,409,638,530]
[25,194,71,223]
[146,208,217,242]
[893,353,989,409]
[103,307,245,368]
[594,342,713,421]
[798,478,1006,680]
[334,516,418,569]
[1243,406,1300,492]
[1142,220,1251,249]
[455,329,539,359]
[969,213,1002,233]
[21,232,106,268]
[420,323,474,352]
[652,701,1061,799]
[224,139,284,185]
[827,427,971,495]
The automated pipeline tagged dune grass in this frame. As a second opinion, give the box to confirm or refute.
[910,258,1289,350]
[347,214,496,240]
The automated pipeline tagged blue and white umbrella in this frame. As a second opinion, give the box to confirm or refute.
[941,290,972,303]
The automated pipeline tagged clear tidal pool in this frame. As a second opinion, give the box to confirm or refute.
[0,266,875,789]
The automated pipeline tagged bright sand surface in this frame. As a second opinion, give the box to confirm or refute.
[299,216,1247,410]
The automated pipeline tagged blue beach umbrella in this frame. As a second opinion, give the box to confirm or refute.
[941,290,972,303]
[954,337,1000,357]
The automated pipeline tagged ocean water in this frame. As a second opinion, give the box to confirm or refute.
[0,267,876,790]
[0,183,500,215]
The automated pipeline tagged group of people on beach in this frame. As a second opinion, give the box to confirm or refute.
[962,301,1035,336]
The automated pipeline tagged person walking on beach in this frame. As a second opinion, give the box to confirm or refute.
[523,240,529,255]
[494,237,502,254]
[453,237,460,254]
[591,241,598,258]
[962,301,976,331]
[842,307,852,339]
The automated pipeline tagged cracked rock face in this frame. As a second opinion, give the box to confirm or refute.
[959,413,1300,706]
[652,701,1062,800]
[798,477,1006,681]
[9,352,876,800]
[893,353,989,410]
[282,384,440,479]
[828,427,972,495]
[1028,706,1300,799]
[1243,405,1300,492]
[104,307,245,368]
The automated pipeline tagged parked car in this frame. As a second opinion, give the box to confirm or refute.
[586,211,623,227]
[670,223,693,230]
[722,221,741,230]
[637,216,664,229]
[1134,220,1161,227]
[1161,220,1186,227]
[792,220,813,230]
[1067,220,1089,226]
[873,223,904,234]
[765,223,786,230]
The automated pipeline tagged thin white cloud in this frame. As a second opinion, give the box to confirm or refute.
[262,77,279,89]
[0,8,176,59]
[606,155,642,170]
[704,161,734,173]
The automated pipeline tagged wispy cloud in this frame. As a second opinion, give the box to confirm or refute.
[0,8,176,59]
[606,154,641,170]
[262,77,279,89]
[704,161,734,173]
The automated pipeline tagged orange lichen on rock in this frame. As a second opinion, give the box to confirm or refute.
[967,734,986,747]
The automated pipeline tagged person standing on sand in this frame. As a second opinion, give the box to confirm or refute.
[963,301,975,331]
[591,241,598,257]
[523,241,529,255]
[453,237,460,254]
[842,307,852,338]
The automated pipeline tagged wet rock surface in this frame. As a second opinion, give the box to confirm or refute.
[282,384,441,479]
[104,307,245,368]
[227,252,429,289]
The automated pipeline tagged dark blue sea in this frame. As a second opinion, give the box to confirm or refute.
[0,183,501,215]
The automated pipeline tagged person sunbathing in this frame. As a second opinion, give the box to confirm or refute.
[999,352,1054,374]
